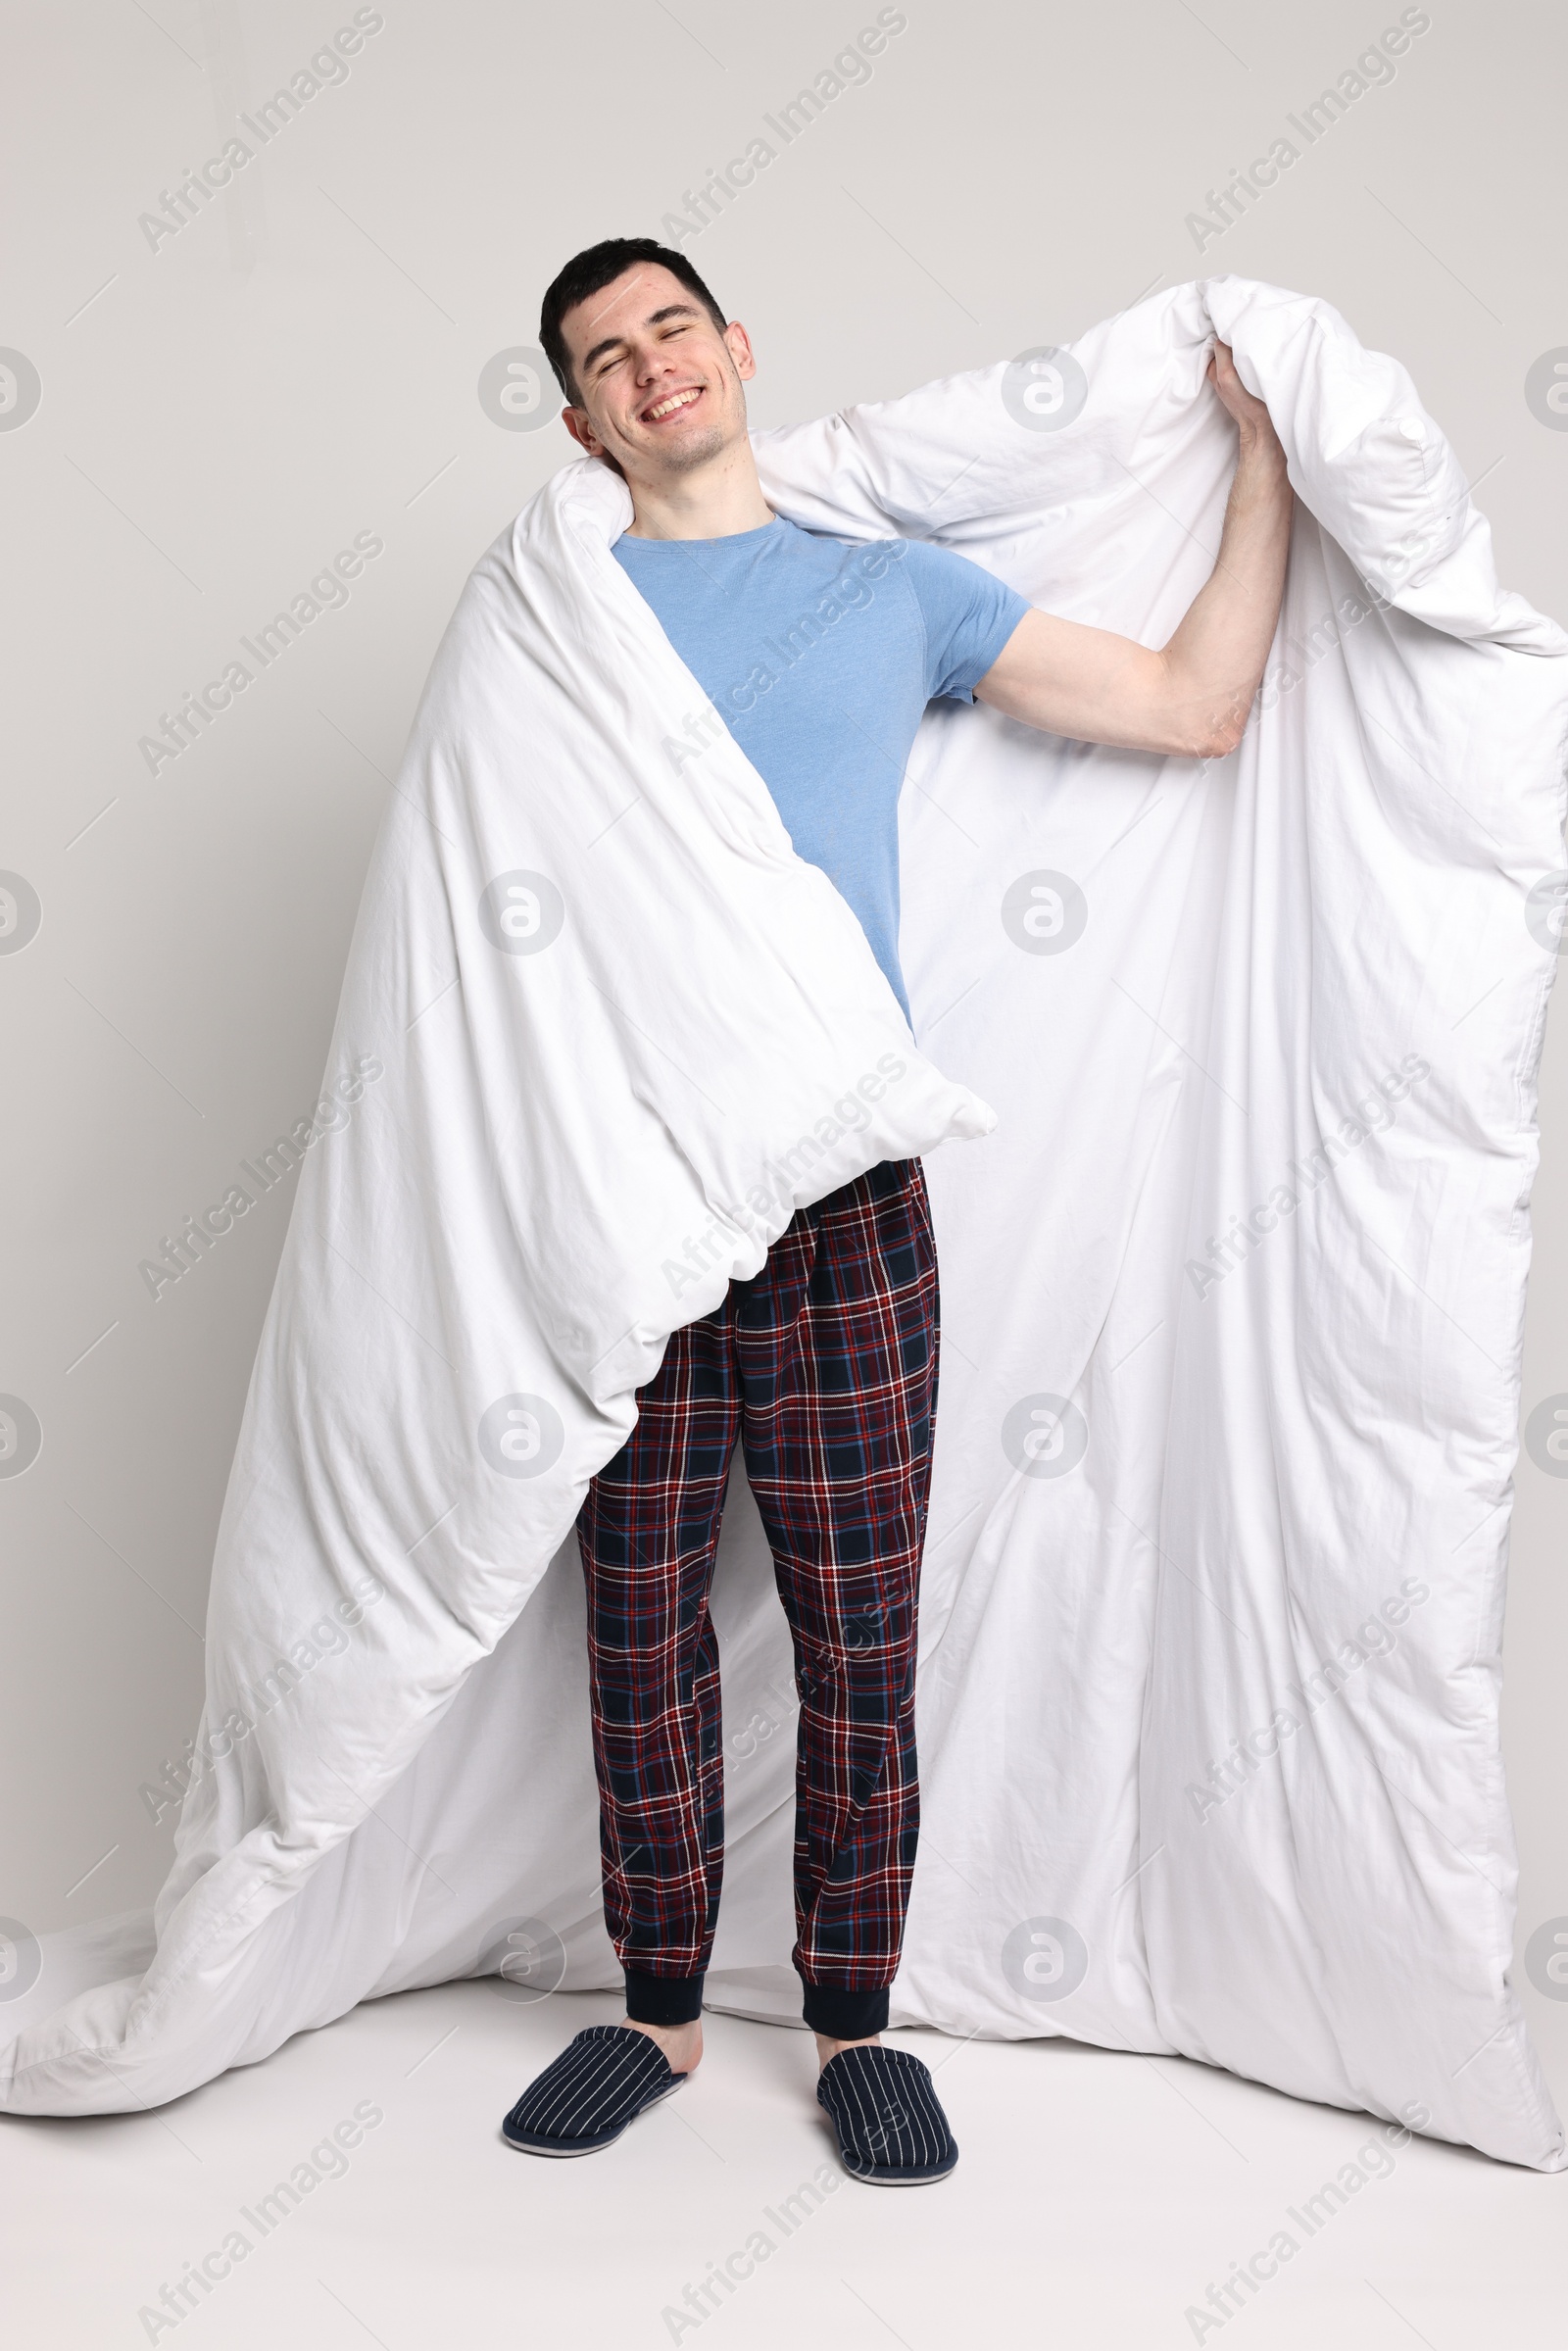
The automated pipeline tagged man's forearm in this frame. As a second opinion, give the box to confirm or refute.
[973,341,1295,760]
[1156,430,1294,759]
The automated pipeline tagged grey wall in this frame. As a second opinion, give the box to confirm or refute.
[3,0,1565,2083]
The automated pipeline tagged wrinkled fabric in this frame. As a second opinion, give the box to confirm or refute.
[5,275,1565,2171]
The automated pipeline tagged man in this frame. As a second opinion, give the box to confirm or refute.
[500,237,1292,2181]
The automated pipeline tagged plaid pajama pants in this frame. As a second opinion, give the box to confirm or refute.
[574,1154,939,2041]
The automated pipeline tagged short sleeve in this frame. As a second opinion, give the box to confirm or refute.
[895,540,1033,706]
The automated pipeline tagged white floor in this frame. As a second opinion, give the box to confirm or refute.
[5,1983,1565,2347]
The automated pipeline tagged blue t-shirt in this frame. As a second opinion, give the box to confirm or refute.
[612,514,1029,1020]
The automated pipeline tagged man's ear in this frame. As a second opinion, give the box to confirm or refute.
[561,406,625,479]
[562,405,601,456]
[723,320,757,382]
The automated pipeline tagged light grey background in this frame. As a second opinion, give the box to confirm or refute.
[2,0,1565,2091]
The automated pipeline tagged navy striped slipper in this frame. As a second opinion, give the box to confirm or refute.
[816,2044,958,2185]
[501,2025,687,2157]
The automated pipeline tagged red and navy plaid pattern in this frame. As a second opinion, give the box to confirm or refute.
[575,1154,939,2003]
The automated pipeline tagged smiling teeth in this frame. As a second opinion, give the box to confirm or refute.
[647,389,701,419]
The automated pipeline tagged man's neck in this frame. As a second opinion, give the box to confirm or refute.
[622,441,776,542]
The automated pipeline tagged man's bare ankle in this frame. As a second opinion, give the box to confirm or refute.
[622,2015,703,2073]
[813,2030,882,2072]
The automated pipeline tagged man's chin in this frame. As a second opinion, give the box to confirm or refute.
[634,422,732,477]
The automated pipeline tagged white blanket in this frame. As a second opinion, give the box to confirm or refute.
[6,275,1565,2171]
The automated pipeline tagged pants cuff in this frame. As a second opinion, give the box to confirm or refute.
[799,1979,890,2038]
[624,1968,706,2026]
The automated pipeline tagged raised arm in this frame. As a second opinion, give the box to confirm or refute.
[973,342,1294,761]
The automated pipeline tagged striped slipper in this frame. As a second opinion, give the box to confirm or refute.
[501,2025,687,2157]
[816,2044,958,2185]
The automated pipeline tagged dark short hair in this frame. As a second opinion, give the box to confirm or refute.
[539,237,728,404]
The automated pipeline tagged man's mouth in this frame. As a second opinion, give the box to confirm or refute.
[642,386,705,423]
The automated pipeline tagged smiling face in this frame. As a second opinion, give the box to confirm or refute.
[558,263,757,486]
